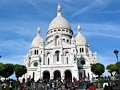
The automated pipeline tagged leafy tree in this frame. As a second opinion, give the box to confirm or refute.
[0,63,4,76]
[115,61,120,73]
[115,61,120,68]
[14,64,27,79]
[106,64,118,76]
[1,63,14,79]
[91,63,105,80]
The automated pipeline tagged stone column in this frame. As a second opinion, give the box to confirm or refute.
[50,71,54,80]
[61,71,65,81]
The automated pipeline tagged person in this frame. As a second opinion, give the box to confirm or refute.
[16,78,20,89]
[9,81,14,90]
[103,85,108,90]
[88,83,96,90]
[2,81,7,90]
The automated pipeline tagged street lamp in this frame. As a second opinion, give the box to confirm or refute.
[114,49,119,62]
[39,56,42,79]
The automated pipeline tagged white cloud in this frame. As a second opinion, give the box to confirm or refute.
[71,23,120,39]
[72,0,111,17]
[96,10,120,13]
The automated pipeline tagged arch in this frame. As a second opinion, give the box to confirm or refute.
[48,58,50,65]
[84,70,86,78]
[55,35,59,46]
[67,39,69,43]
[46,51,52,55]
[65,52,69,56]
[82,48,84,52]
[55,51,60,61]
[43,71,50,81]
[53,70,61,80]
[34,50,36,55]
[36,50,39,55]
[66,57,68,64]
[80,48,81,53]
[64,70,72,80]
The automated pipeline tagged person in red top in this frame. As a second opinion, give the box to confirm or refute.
[89,83,96,90]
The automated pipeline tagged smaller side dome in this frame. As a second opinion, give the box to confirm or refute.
[31,27,44,47]
[75,25,87,45]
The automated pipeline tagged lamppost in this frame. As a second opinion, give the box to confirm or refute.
[39,56,42,79]
[114,49,119,62]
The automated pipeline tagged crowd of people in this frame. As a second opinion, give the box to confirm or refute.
[0,77,97,90]
[0,77,119,90]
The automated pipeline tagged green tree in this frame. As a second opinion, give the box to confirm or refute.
[106,64,118,76]
[14,64,27,79]
[0,63,4,76]
[91,63,105,80]
[1,63,14,79]
[115,61,120,73]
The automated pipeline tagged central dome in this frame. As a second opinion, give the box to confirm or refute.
[48,4,71,30]
[48,16,71,30]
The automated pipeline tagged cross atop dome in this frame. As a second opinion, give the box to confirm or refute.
[57,3,62,16]
[37,26,40,35]
[77,24,81,34]
[77,24,81,32]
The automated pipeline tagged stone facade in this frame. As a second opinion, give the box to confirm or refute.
[23,4,97,81]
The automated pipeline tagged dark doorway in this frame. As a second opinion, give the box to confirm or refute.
[43,71,50,81]
[54,70,61,80]
[64,70,72,80]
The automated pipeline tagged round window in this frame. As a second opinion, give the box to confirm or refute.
[33,62,38,67]
[80,60,85,65]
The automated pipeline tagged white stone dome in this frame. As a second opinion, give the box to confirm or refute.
[75,25,87,45]
[48,4,71,30]
[48,16,71,30]
[31,27,44,47]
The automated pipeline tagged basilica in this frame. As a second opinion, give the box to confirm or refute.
[23,4,97,81]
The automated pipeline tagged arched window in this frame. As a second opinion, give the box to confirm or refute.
[80,48,81,53]
[76,49,78,53]
[67,39,69,43]
[55,51,60,61]
[55,36,59,46]
[84,70,86,78]
[82,48,84,52]
[34,50,36,55]
[66,57,68,64]
[36,50,39,55]
[48,58,50,65]
[33,72,35,79]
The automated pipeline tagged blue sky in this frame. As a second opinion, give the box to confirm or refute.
[0,0,120,76]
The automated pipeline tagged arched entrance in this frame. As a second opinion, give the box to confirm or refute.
[43,71,50,81]
[64,70,72,80]
[54,70,61,80]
